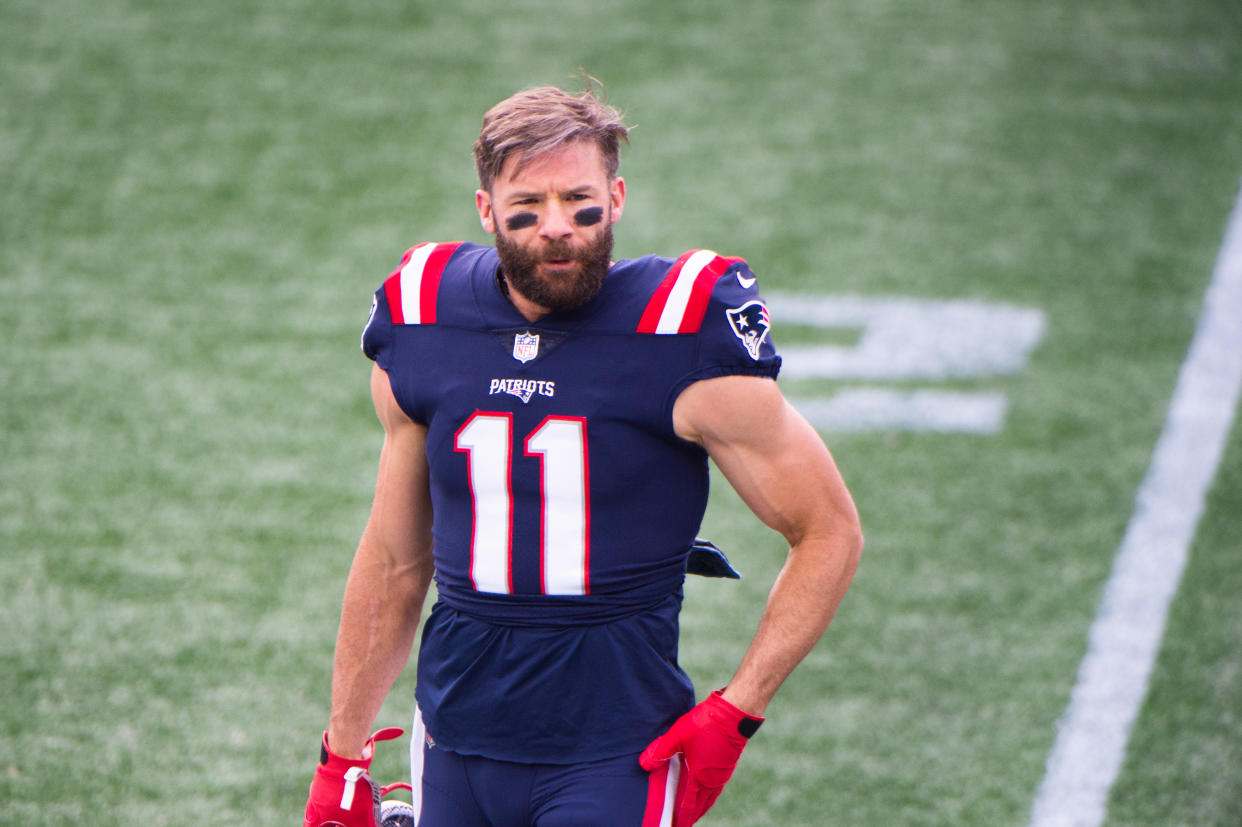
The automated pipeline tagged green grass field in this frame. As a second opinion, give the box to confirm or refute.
[3,1,1241,824]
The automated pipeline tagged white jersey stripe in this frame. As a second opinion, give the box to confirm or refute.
[409,705,426,825]
[660,754,681,827]
[399,244,438,325]
[655,250,719,334]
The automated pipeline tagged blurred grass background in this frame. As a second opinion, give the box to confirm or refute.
[2,0,1241,824]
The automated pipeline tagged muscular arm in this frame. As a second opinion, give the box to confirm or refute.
[673,374,863,716]
[326,363,436,758]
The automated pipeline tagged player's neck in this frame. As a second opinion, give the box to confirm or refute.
[497,271,550,322]
[496,260,617,322]
[510,290,551,323]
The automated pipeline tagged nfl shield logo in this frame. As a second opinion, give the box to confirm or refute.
[512,331,540,363]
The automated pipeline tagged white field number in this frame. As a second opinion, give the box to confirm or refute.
[768,293,1046,433]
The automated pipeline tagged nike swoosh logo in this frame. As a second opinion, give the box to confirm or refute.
[737,273,756,289]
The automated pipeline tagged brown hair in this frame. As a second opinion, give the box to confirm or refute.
[473,76,630,191]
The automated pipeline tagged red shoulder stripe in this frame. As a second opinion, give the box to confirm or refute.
[636,251,696,334]
[383,244,424,325]
[381,242,464,325]
[637,250,740,334]
[677,254,736,333]
[418,242,462,324]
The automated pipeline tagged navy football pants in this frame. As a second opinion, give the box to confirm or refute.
[410,710,679,826]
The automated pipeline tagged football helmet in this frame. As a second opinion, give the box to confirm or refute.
[380,782,416,827]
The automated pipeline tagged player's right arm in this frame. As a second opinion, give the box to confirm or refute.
[326,363,436,758]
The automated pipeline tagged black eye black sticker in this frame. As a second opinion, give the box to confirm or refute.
[573,207,604,227]
[505,212,538,231]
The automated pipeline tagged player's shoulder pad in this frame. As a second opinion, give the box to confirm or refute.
[381,241,467,326]
[362,241,470,363]
[635,249,753,335]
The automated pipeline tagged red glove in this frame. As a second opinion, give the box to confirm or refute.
[303,727,403,827]
[639,691,764,825]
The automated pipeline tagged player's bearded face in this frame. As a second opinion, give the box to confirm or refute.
[496,221,614,313]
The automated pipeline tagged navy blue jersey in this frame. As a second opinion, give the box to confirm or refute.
[361,241,780,762]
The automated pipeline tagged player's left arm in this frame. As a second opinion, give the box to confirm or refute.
[673,373,863,715]
[641,374,860,824]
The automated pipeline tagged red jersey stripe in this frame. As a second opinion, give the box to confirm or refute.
[641,753,681,827]
[381,242,463,325]
[636,251,697,334]
[638,250,741,334]
[677,254,735,333]
[419,242,463,325]
[382,245,424,325]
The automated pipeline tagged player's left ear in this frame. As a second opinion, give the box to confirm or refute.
[476,189,496,234]
[609,176,626,224]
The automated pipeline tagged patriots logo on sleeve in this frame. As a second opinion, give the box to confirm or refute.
[726,301,772,360]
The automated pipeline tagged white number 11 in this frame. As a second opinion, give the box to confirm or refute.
[454,413,590,595]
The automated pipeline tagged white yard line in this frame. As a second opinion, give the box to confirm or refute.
[1029,180,1242,827]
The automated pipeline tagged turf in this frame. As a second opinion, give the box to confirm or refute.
[2,0,1241,824]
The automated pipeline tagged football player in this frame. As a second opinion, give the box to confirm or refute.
[304,78,862,827]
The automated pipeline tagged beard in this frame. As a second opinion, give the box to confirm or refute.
[495,224,614,314]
